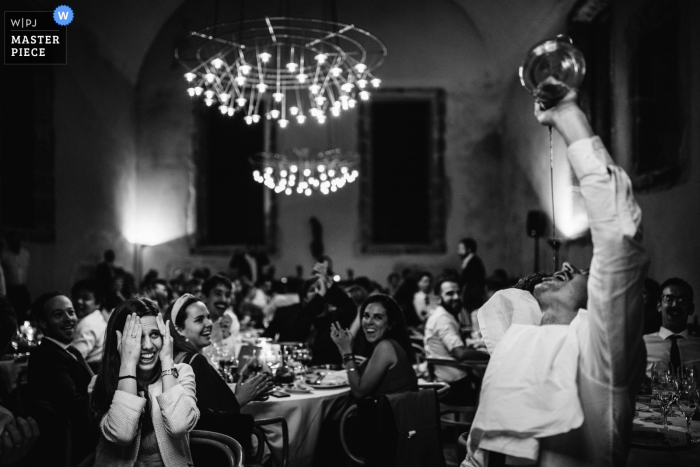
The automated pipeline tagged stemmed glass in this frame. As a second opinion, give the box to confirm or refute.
[293,346,313,375]
[677,364,698,442]
[651,362,678,439]
[217,346,238,383]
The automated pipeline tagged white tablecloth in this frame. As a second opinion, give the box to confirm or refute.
[627,415,700,466]
[241,386,351,467]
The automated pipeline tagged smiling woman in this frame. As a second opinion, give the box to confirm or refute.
[331,294,417,399]
[89,297,199,467]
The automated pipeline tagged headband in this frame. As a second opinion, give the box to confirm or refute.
[171,293,196,325]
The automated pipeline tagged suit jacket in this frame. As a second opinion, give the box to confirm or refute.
[460,255,486,311]
[27,338,97,463]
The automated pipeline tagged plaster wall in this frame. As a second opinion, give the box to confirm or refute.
[136,0,577,283]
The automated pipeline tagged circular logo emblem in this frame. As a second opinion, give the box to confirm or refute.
[53,5,74,26]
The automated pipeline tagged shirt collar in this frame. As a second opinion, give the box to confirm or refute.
[43,336,71,351]
[658,327,689,340]
[461,252,475,269]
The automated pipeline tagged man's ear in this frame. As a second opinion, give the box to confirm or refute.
[657,301,663,314]
[36,318,46,332]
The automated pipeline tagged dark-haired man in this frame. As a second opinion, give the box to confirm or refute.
[27,292,97,464]
[202,274,239,343]
[425,277,488,405]
[644,278,699,375]
[464,93,648,467]
[71,279,110,373]
[458,238,486,311]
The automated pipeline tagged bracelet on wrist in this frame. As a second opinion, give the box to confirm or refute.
[347,367,356,373]
[118,375,136,381]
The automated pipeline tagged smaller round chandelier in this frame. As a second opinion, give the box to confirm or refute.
[175,17,386,128]
[250,148,358,196]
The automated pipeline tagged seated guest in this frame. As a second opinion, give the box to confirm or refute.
[424,277,488,406]
[262,278,317,343]
[202,274,240,345]
[27,292,97,464]
[331,294,417,399]
[89,297,199,466]
[644,277,699,375]
[413,271,433,322]
[0,295,40,466]
[71,279,110,373]
[167,294,272,455]
[305,263,357,366]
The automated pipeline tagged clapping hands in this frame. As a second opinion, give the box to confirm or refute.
[235,373,274,407]
[330,321,353,355]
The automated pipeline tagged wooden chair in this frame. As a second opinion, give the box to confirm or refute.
[426,357,488,459]
[191,430,244,467]
[412,342,427,365]
[253,416,289,467]
[340,386,448,466]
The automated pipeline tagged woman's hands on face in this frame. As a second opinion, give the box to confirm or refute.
[116,313,142,372]
[156,314,174,366]
[330,321,353,355]
[235,374,273,407]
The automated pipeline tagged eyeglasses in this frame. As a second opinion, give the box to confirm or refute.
[661,294,689,305]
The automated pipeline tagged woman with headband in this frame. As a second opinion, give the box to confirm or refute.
[166,294,273,456]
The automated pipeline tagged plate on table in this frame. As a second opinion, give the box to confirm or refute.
[305,370,349,389]
[283,384,313,394]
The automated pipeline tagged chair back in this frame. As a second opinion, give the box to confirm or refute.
[411,342,426,365]
[340,405,364,465]
[190,430,243,467]
[254,416,289,467]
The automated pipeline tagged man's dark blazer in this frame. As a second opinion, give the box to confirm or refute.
[460,255,486,311]
[27,338,98,463]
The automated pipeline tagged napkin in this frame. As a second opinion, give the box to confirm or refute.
[310,370,348,385]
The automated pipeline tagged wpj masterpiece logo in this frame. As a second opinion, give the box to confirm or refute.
[4,5,72,65]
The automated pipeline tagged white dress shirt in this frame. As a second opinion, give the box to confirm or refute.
[71,309,109,363]
[644,327,700,377]
[463,137,648,467]
[424,306,468,382]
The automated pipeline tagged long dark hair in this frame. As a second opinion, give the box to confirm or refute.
[90,297,161,429]
[356,294,414,362]
[166,294,204,356]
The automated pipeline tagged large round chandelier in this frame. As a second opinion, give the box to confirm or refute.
[175,17,387,128]
[250,148,358,196]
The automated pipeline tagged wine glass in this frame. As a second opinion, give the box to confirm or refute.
[679,364,698,389]
[217,346,238,383]
[652,371,678,439]
[519,34,586,110]
[293,346,313,375]
[676,388,698,441]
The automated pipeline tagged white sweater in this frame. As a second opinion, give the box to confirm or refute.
[89,363,199,467]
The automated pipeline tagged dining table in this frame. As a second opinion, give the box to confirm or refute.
[627,397,700,466]
[238,382,352,467]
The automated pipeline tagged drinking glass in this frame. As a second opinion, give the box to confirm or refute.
[652,372,678,438]
[293,346,313,375]
[679,364,698,390]
[519,34,586,109]
[217,347,238,383]
[676,388,698,440]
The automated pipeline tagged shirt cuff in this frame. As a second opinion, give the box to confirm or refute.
[567,136,612,179]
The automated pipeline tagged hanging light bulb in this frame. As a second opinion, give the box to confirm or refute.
[314,53,328,63]
[256,83,268,93]
[218,93,230,102]
[289,106,299,116]
[219,105,228,114]
[309,84,321,95]
[286,62,298,72]
[317,114,327,124]
[273,92,284,102]
[187,88,195,97]
[194,86,203,96]
[235,97,247,107]
[331,107,340,117]
[245,116,253,124]
[348,98,357,108]
[357,79,368,89]
[259,52,272,63]
[204,90,215,99]
[234,76,246,86]
[341,83,354,93]
[227,107,235,116]
[270,109,280,119]
[371,78,381,88]
[184,72,196,82]
[330,67,342,77]
[205,73,215,83]
[354,63,367,73]
[359,91,370,100]
[252,114,261,123]
[315,96,327,106]
[204,98,214,106]
[296,73,308,83]
[296,114,307,124]
[239,64,252,75]
[211,58,224,69]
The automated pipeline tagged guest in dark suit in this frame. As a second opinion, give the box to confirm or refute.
[27,292,98,465]
[458,237,486,311]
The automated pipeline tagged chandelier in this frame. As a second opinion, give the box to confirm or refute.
[250,148,358,196]
[175,16,387,128]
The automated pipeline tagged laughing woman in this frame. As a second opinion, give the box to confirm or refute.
[89,297,199,467]
[167,294,272,456]
[331,294,417,399]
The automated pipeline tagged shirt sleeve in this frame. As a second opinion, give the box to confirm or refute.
[156,363,200,437]
[71,320,96,359]
[436,315,465,353]
[567,137,649,387]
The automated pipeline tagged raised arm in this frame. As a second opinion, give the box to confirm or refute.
[537,93,649,387]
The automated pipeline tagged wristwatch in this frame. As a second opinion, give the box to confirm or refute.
[161,367,179,379]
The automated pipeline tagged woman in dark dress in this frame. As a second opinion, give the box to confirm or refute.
[166,294,273,455]
[330,294,417,398]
